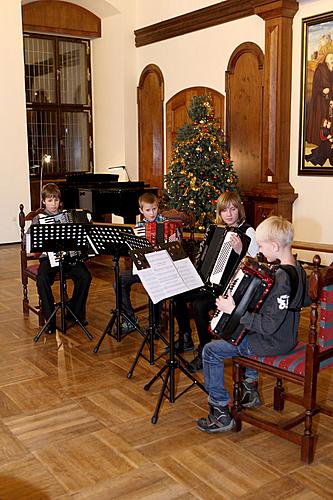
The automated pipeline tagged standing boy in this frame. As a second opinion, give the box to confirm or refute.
[197,216,307,433]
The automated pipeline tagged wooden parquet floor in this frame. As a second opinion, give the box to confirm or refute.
[1,244,333,499]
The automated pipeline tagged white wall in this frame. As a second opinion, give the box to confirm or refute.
[91,0,138,179]
[0,0,30,243]
[136,0,220,27]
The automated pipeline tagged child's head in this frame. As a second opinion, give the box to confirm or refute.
[255,216,294,262]
[42,183,61,214]
[216,191,245,226]
[138,192,159,222]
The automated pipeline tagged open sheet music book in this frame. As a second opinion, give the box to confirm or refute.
[128,241,204,304]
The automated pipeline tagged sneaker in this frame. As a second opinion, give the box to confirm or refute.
[188,353,203,373]
[197,404,235,433]
[120,317,139,334]
[240,379,262,408]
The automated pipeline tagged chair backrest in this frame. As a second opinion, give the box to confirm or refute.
[319,282,333,349]
[306,257,333,349]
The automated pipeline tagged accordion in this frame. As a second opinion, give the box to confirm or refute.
[39,209,92,267]
[196,225,251,293]
[210,256,276,345]
[134,220,183,246]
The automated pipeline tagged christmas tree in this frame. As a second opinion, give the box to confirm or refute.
[164,95,238,231]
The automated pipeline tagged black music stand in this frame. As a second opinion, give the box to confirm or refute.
[145,299,206,424]
[122,232,170,378]
[30,223,93,343]
[89,225,147,353]
[128,241,207,423]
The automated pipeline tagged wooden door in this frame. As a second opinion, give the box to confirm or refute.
[137,64,164,189]
[166,87,224,172]
[226,42,264,193]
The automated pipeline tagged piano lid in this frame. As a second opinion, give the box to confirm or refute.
[65,173,119,186]
[65,173,146,190]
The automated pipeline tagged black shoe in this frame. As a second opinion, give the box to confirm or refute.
[188,353,203,372]
[176,333,194,352]
[240,379,262,408]
[197,404,235,433]
[164,331,194,353]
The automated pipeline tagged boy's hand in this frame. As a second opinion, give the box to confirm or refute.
[216,291,235,314]
[168,232,177,242]
[229,232,243,255]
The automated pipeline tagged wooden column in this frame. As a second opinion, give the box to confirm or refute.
[250,0,299,223]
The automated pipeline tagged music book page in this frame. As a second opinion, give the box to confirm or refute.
[136,250,204,303]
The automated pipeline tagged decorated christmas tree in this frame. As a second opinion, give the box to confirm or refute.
[164,95,238,231]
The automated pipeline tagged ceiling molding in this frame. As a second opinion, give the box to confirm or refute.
[135,0,255,47]
[134,0,299,47]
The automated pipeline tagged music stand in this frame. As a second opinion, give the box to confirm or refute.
[144,299,206,424]
[128,241,207,423]
[30,223,93,343]
[122,232,170,378]
[89,225,147,353]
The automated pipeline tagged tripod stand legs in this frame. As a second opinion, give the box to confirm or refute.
[143,299,206,424]
[127,300,169,378]
[93,310,146,353]
[34,302,93,343]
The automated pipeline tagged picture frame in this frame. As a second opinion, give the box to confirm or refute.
[299,11,333,175]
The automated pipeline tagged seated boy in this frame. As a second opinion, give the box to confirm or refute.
[32,183,92,334]
[197,216,307,433]
[119,192,167,333]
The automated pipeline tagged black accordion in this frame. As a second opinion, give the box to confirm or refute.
[210,256,276,345]
[38,209,92,266]
[196,225,251,293]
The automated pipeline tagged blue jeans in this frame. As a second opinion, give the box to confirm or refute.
[202,336,258,407]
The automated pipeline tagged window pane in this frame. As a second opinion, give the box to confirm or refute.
[62,111,90,172]
[27,109,58,174]
[24,37,56,104]
[59,41,89,104]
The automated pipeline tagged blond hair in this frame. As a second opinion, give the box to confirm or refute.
[255,216,294,247]
[216,191,245,225]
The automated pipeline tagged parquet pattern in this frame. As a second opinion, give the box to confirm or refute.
[1,244,333,498]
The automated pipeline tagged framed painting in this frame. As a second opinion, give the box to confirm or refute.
[299,11,333,175]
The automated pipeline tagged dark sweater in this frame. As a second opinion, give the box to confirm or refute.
[240,263,308,356]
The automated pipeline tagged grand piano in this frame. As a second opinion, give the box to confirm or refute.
[61,173,159,224]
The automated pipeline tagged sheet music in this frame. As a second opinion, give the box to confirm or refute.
[135,249,204,304]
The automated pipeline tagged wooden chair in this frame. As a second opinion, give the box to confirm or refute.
[232,255,333,464]
[19,203,44,326]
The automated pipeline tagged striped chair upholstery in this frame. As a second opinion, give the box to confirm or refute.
[232,256,333,464]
